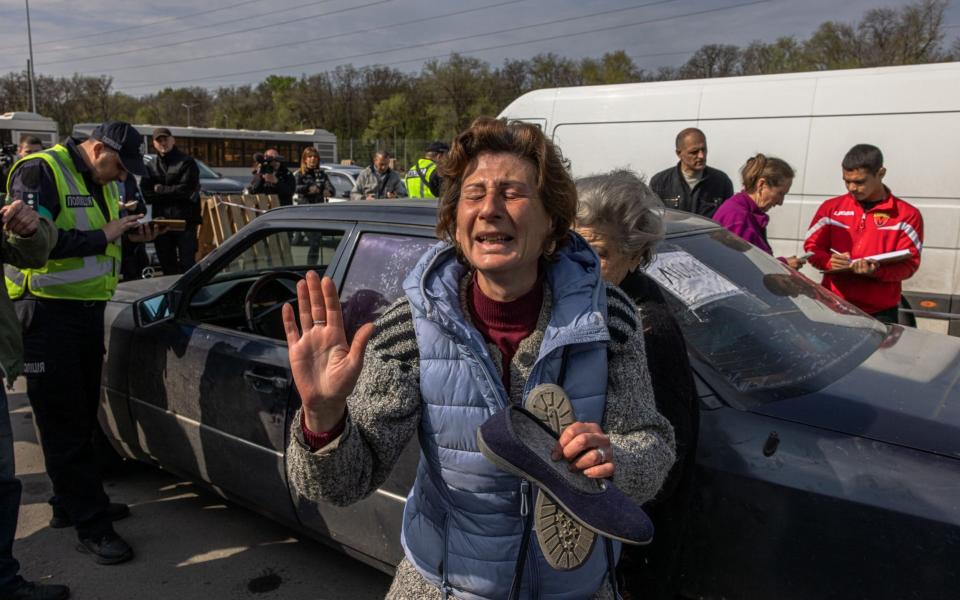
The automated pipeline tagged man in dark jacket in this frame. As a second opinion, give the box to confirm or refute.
[141,128,201,275]
[649,128,733,217]
[249,148,295,206]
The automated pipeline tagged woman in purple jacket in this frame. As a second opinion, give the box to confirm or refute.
[713,154,805,269]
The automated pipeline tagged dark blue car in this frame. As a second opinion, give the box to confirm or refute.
[101,203,959,600]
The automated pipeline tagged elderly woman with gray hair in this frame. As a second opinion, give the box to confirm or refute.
[575,169,698,599]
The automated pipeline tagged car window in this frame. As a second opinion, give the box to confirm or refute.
[651,229,886,401]
[186,228,348,336]
[327,173,353,198]
[212,228,346,283]
[340,232,437,340]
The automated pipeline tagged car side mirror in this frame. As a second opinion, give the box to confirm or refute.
[341,190,350,198]
[136,292,175,327]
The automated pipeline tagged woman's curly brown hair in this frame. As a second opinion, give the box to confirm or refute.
[435,117,576,255]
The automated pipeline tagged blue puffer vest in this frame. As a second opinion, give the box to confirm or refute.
[401,234,618,600]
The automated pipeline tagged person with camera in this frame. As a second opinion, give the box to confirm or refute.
[141,128,200,276]
[249,148,295,206]
[294,147,335,204]
[0,137,43,198]
[350,151,407,200]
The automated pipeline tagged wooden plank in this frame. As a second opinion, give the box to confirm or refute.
[195,197,218,259]
[193,193,279,261]
[215,198,234,243]
[276,227,293,267]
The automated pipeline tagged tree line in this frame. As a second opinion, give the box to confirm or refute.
[0,0,956,161]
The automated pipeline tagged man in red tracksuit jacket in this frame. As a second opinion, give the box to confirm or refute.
[804,144,923,324]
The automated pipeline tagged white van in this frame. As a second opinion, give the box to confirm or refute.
[499,62,960,335]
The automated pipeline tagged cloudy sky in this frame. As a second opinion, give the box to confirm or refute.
[0,0,957,96]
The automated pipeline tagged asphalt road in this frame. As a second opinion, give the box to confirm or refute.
[8,380,392,600]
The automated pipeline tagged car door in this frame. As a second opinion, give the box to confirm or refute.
[290,224,437,568]
[127,221,353,525]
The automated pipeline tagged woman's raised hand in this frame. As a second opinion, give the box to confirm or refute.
[282,271,375,433]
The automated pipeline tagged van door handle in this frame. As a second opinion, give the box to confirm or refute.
[243,370,290,393]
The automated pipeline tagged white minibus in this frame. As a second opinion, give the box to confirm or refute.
[0,111,58,149]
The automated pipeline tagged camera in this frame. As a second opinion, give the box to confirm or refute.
[0,144,16,170]
[0,144,17,195]
[253,152,278,176]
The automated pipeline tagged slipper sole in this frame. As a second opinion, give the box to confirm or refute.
[526,384,596,571]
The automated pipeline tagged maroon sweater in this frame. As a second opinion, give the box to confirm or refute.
[467,273,543,395]
[303,276,542,448]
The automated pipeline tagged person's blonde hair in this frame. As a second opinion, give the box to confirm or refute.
[300,146,320,173]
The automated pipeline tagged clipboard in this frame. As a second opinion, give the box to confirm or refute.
[151,219,187,232]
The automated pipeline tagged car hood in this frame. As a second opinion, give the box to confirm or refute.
[200,176,245,193]
[112,275,179,303]
[754,325,960,460]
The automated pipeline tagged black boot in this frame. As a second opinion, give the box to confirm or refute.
[76,532,133,565]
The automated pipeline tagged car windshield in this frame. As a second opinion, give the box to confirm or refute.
[649,229,886,402]
[195,159,220,179]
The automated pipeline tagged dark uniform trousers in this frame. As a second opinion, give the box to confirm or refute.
[20,297,112,538]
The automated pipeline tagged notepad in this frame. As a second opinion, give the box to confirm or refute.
[825,249,912,273]
[861,249,912,263]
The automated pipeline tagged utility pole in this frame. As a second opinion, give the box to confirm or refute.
[181,103,196,127]
[25,0,37,113]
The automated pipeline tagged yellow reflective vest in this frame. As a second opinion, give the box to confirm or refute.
[5,144,122,301]
[404,158,438,198]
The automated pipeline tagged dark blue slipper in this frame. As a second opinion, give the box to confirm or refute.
[477,404,654,546]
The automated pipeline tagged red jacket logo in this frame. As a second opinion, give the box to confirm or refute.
[873,212,891,226]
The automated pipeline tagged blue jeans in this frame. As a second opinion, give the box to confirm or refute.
[0,386,23,592]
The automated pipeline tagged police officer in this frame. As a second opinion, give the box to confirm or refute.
[4,121,161,565]
[404,141,447,198]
